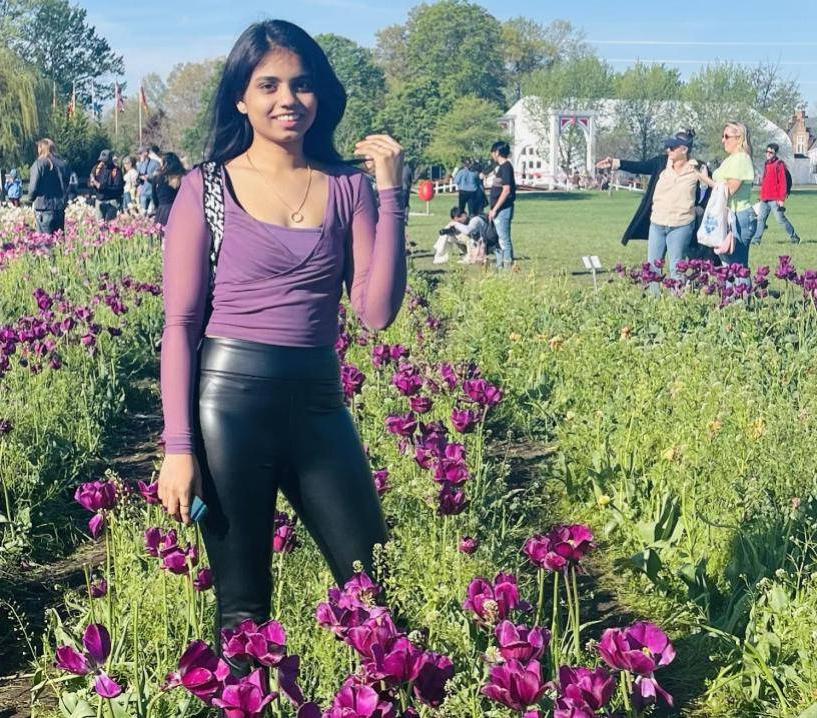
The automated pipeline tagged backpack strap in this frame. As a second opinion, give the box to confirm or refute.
[199,161,225,293]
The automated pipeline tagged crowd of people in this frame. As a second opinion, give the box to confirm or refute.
[1,141,188,234]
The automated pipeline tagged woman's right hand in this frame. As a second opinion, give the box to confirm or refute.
[596,157,614,169]
[158,453,203,525]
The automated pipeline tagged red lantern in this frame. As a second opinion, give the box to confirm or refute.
[417,180,435,202]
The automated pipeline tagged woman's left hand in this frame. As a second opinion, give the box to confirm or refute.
[354,134,404,191]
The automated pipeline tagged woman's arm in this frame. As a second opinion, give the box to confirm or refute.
[697,171,741,196]
[160,170,211,454]
[344,174,407,331]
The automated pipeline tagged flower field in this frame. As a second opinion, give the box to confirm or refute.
[3,199,817,718]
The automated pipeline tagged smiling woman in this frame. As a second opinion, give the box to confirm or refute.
[157,18,407,678]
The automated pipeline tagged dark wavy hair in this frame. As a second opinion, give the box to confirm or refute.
[158,152,186,179]
[205,20,346,165]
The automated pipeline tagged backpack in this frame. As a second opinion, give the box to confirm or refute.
[784,164,793,197]
[199,161,226,316]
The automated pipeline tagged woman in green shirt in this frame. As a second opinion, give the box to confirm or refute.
[697,121,756,268]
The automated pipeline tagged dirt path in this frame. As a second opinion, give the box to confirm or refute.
[0,376,162,717]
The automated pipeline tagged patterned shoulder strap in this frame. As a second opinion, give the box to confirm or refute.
[199,160,225,292]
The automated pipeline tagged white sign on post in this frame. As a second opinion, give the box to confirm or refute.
[581,255,603,290]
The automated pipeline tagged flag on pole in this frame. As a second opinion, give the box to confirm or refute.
[140,85,148,112]
[115,81,125,113]
[67,81,76,118]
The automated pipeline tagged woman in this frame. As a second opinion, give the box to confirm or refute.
[696,122,756,268]
[122,156,139,213]
[89,150,124,221]
[150,152,186,226]
[27,139,69,234]
[596,130,706,284]
[157,19,406,665]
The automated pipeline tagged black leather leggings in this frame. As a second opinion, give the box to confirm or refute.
[194,337,388,645]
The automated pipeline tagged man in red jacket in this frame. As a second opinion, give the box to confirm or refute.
[751,143,801,245]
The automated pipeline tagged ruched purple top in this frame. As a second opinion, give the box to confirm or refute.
[160,165,406,454]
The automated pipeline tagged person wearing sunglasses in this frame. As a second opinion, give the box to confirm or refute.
[596,129,705,289]
[696,122,756,268]
[751,143,800,245]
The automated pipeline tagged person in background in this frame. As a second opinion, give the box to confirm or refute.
[122,156,139,214]
[596,129,705,287]
[487,140,516,271]
[67,170,79,203]
[89,150,124,221]
[150,152,186,227]
[136,147,160,215]
[446,206,488,264]
[27,138,69,234]
[751,142,801,245]
[4,169,22,206]
[453,160,482,217]
[696,121,756,269]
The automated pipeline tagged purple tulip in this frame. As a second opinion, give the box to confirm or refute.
[438,363,458,390]
[90,578,108,598]
[55,646,90,675]
[633,674,674,710]
[324,683,396,718]
[433,443,469,485]
[462,378,503,407]
[482,659,546,711]
[390,345,409,362]
[222,619,288,667]
[212,668,276,718]
[194,568,214,592]
[0,419,12,435]
[137,480,160,505]
[495,621,550,662]
[451,408,479,433]
[385,412,418,438]
[345,612,400,659]
[372,344,392,368]
[365,635,424,685]
[273,511,298,554]
[523,525,594,573]
[557,666,616,712]
[392,364,424,397]
[94,672,124,699]
[409,395,433,414]
[412,651,454,707]
[83,623,112,665]
[463,573,520,625]
[74,481,117,512]
[164,640,232,705]
[55,624,122,698]
[598,622,675,676]
[458,536,479,554]
[341,364,366,400]
[88,513,106,539]
[373,469,390,497]
[437,482,468,516]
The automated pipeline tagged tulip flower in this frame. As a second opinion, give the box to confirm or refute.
[482,659,546,712]
[463,573,520,625]
[137,480,160,504]
[194,568,214,592]
[165,640,233,705]
[598,622,676,676]
[74,481,117,512]
[373,469,390,497]
[222,619,288,667]
[273,511,298,554]
[412,651,454,707]
[409,395,433,414]
[495,621,550,663]
[54,624,122,699]
[90,578,108,599]
[385,412,418,438]
[341,364,366,400]
[556,666,616,712]
[212,668,276,717]
[458,536,479,554]
[451,408,479,433]
[437,482,468,516]
[324,683,397,718]
[392,364,424,396]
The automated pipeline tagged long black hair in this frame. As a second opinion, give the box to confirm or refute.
[205,20,346,165]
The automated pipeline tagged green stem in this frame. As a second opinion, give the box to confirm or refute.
[274,551,285,620]
[563,568,575,661]
[570,565,582,662]
[535,568,545,628]
[551,571,561,675]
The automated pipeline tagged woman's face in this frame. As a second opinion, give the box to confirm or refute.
[237,48,318,148]
[721,126,742,155]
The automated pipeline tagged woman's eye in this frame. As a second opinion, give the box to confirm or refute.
[295,79,314,92]
[260,82,277,92]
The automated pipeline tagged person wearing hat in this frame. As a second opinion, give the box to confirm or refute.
[89,149,125,221]
[597,129,707,286]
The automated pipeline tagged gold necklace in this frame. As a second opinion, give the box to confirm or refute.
[245,151,313,224]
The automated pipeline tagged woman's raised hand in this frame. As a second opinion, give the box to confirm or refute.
[596,157,614,169]
[354,134,404,191]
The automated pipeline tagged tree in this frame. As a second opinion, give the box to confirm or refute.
[748,61,804,130]
[9,0,124,105]
[181,62,224,163]
[614,63,683,160]
[378,77,446,163]
[49,107,109,178]
[403,0,506,106]
[373,24,409,88]
[159,60,223,153]
[425,95,505,172]
[682,62,772,161]
[502,18,589,103]
[317,34,387,156]
[0,47,47,170]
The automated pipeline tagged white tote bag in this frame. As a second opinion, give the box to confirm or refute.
[696,183,729,248]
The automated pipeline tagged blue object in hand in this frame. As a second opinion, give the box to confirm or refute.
[190,495,208,523]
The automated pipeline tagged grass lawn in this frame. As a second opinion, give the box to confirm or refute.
[406,186,817,278]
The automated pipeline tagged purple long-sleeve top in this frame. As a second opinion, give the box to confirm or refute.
[160,164,406,454]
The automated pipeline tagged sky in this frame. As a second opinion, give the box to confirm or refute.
[79,0,817,114]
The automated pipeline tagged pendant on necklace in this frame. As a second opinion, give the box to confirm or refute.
[291,211,304,223]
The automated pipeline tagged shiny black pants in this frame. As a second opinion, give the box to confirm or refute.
[195,337,388,645]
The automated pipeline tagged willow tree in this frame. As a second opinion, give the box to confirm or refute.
[0,48,44,168]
